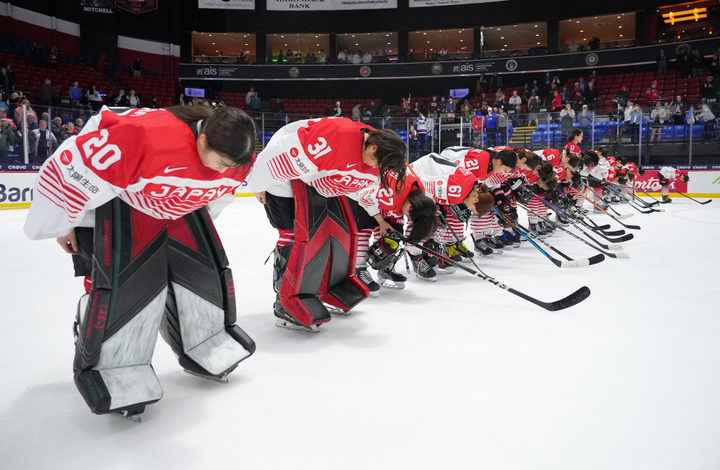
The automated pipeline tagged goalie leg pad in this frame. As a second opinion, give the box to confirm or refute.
[74,199,168,415]
[278,181,369,326]
[161,207,255,379]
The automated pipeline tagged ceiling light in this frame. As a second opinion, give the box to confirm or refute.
[386,34,389,36]
[537,42,541,45]
[458,31,462,33]
[536,33,540,36]
[355,43,359,46]
[427,41,430,43]
[619,35,623,37]
[583,38,587,41]
[284,44,287,46]
[245,43,249,46]
[501,37,504,39]
[209,34,212,37]
[576,21,580,23]
[281,35,284,38]
[212,42,215,45]
[504,44,507,47]
[617,16,621,18]
[317,44,320,46]
[580,30,584,32]
[352,35,355,37]
[497,28,501,30]
[534,24,538,27]
[423,32,427,35]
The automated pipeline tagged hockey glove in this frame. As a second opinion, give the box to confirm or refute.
[449,203,472,223]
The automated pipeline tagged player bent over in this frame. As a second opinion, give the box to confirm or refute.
[245,117,407,332]
[658,166,690,203]
[23,106,257,420]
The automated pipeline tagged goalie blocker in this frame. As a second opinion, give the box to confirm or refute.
[72,199,255,417]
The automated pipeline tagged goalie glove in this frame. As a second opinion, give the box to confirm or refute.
[367,231,403,272]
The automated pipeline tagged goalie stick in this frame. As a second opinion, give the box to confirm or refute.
[399,234,592,311]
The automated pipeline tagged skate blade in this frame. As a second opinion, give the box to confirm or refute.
[415,274,437,282]
[183,369,229,384]
[378,279,405,289]
[323,303,351,316]
[437,268,456,275]
[275,319,320,333]
[369,290,380,298]
[111,411,142,423]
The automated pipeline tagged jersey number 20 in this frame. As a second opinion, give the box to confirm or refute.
[82,129,122,170]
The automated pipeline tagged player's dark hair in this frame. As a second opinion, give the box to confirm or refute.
[406,189,438,243]
[536,160,555,181]
[680,174,690,183]
[586,151,599,167]
[543,176,558,192]
[474,186,495,216]
[166,105,256,168]
[567,155,582,170]
[597,146,610,157]
[637,166,645,176]
[515,148,540,170]
[365,129,408,193]
[493,149,517,170]
[568,128,583,143]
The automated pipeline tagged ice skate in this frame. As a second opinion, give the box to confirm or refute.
[274,298,320,333]
[499,231,515,249]
[409,253,437,282]
[454,240,475,260]
[473,237,494,257]
[377,265,407,289]
[529,222,546,239]
[183,368,232,384]
[443,243,463,262]
[485,235,504,254]
[323,302,351,316]
[661,196,672,204]
[110,406,145,423]
[436,259,456,274]
[356,267,380,297]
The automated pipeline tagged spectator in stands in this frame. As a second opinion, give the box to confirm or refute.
[132,57,143,78]
[497,108,508,144]
[702,76,715,103]
[128,89,141,108]
[352,103,362,121]
[577,77,586,92]
[31,42,44,67]
[238,49,248,65]
[408,124,419,160]
[405,47,415,63]
[508,90,521,127]
[51,117,63,140]
[305,50,316,65]
[472,111,484,147]
[571,84,584,110]
[324,103,334,116]
[646,81,661,104]
[588,34,600,51]
[412,101,420,116]
[691,50,703,78]
[439,45,448,61]
[712,46,720,76]
[527,93,540,126]
[32,120,57,163]
[446,97,456,115]
[177,93,187,106]
[246,87,256,106]
[0,109,15,162]
[362,51,372,64]
[366,100,378,119]
[559,84,569,103]
[277,50,285,65]
[337,50,347,64]
[626,103,641,143]
[560,103,575,140]
[495,91,506,111]
[677,53,691,79]
[584,82,597,110]
[478,93,489,111]
[401,98,411,117]
[26,112,39,131]
[426,95,439,117]
[39,79,57,108]
[438,96,448,113]
[551,90,562,111]
[75,118,85,132]
[615,85,628,110]
[668,95,686,125]
[423,48,431,61]
[657,50,667,76]
[69,81,82,107]
[114,89,129,107]
[485,107,498,145]
[649,101,667,142]
[0,92,7,114]
[318,49,328,65]
[272,98,286,125]
[0,67,14,94]
[577,105,593,149]
[250,93,261,114]
[568,40,579,53]
[415,113,428,151]
[460,99,472,119]
[60,121,79,143]
[48,45,59,70]
[352,51,363,65]
[694,101,717,141]
[86,85,102,111]
[149,97,159,109]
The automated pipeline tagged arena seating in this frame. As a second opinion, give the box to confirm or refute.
[113,71,177,108]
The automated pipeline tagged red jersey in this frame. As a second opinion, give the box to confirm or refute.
[245,117,379,198]
[24,107,252,240]
[410,154,477,205]
[564,142,581,155]
[535,148,566,180]
[353,173,423,218]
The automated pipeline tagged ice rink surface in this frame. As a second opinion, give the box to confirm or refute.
[1,197,719,470]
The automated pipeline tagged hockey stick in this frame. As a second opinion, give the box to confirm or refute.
[519,203,629,258]
[494,208,605,267]
[603,184,662,213]
[533,194,628,238]
[636,188,664,206]
[669,188,712,205]
[574,191,641,230]
[401,235,592,311]
[603,182,661,208]
[439,213,490,276]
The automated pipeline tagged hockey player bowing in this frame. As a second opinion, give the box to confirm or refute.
[23,105,258,420]
[347,171,438,295]
[406,153,494,281]
[245,117,408,332]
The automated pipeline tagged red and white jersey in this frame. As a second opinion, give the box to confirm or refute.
[410,154,476,205]
[24,107,252,240]
[659,166,685,180]
[349,173,423,218]
[244,117,379,198]
[534,148,566,180]
[589,157,611,180]
[439,146,492,182]
[564,141,581,155]
[624,162,638,175]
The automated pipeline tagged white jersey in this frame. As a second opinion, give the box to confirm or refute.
[659,166,678,180]
[589,158,611,180]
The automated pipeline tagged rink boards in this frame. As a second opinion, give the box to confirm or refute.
[1,165,719,210]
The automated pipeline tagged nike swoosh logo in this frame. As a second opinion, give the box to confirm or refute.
[164,166,188,173]
[347,163,357,169]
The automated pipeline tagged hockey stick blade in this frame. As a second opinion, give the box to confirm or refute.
[588,225,625,236]
[671,190,712,204]
[554,253,605,268]
[508,285,592,312]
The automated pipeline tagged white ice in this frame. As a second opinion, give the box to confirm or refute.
[1,198,719,470]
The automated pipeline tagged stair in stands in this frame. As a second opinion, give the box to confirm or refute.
[509,126,537,146]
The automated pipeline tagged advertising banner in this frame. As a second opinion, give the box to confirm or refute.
[409,0,502,7]
[267,0,396,11]
[198,0,255,10]
[80,0,114,14]
[115,0,159,14]
[0,172,37,210]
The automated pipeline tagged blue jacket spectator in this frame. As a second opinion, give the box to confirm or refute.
[69,82,82,106]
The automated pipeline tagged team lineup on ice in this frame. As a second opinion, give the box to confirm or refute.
[2,104,719,469]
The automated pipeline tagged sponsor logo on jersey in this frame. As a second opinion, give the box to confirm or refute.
[164,166,188,173]
[60,150,72,165]
[146,184,235,201]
